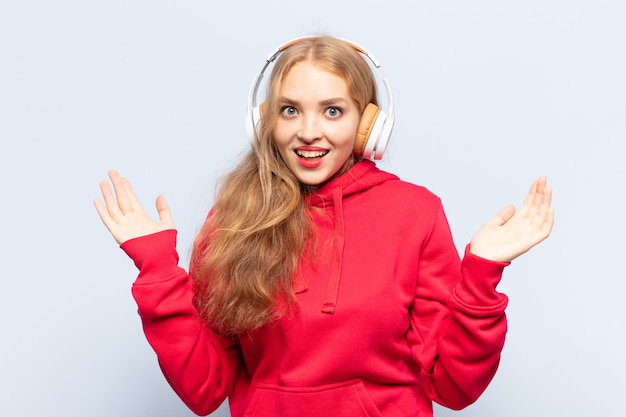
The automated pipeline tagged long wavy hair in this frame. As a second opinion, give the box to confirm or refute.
[190,36,378,335]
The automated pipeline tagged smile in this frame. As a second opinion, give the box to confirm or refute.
[295,149,329,159]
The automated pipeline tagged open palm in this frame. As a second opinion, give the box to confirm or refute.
[470,176,554,263]
[94,170,175,245]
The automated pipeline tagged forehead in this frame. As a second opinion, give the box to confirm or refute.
[280,62,349,96]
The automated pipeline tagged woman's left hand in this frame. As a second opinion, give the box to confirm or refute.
[469,176,554,263]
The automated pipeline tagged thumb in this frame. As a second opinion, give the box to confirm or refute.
[489,204,516,227]
[155,195,175,227]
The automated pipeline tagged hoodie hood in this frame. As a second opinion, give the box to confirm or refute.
[302,159,399,314]
[305,159,399,209]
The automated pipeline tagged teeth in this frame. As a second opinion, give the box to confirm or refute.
[295,150,328,158]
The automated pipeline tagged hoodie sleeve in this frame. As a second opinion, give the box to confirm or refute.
[121,229,241,415]
[407,202,509,410]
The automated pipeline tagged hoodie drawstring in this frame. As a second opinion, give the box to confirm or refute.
[321,186,345,314]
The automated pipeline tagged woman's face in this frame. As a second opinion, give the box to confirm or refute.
[272,61,360,186]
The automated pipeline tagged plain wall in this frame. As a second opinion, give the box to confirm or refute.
[1,1,624,416]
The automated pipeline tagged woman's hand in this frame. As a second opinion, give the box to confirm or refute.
[469,176,554,263]
[94,170,175,245]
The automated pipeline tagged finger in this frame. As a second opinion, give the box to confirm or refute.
[543,207,555,235]
[528,178,543,205]
[108,169,133,214]
[532,182,552,218]
[93,198,117,232]
[541,184,553,208]
[99,178,123,220]
[537,187,554,232]
[523,183,553,237]
[533,176,548,206]
[537,175,548,193]
[519,176,547,219]
[515,179,536,219]
[156,195,175,228]
[122,177,146,213]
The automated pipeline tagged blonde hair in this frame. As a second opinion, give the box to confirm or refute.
[191,36,378,335]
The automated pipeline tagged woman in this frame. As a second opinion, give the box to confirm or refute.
[94,36,553,417]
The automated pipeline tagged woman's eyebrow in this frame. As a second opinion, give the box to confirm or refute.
[319,97,349,106]
[278,97,299,106]
[278,97,349,106]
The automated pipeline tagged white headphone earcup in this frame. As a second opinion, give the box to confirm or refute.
[372,109,392,160]
[361,110,388,159]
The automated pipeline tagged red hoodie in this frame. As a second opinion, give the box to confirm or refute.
[123,160,509,417]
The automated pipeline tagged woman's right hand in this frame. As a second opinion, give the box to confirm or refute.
[94,170,175,245]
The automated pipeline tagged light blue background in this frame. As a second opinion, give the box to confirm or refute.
[1,1,624,416]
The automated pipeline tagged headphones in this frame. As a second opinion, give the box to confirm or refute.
[245,36,395,160]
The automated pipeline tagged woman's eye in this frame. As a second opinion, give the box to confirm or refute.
[281,106,298,116]
[326,107,342,117]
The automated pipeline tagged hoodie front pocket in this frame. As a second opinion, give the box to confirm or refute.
[244,379,383,417]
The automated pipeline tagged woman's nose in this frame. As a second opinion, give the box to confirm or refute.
[296,114,322,142]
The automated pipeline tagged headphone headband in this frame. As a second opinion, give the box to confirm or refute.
[245,36,395,160]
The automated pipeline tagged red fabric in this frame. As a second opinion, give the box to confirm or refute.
[123,160,509,416]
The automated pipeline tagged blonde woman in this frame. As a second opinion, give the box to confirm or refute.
[95,36,553,417]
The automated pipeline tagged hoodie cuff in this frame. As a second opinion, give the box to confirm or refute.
[450,245,509,314]
[120,229,179,276]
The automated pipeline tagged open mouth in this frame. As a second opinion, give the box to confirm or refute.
[295,149,329,159]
